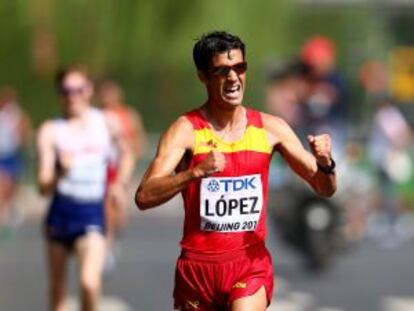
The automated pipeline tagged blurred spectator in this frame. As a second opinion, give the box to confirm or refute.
[0,86,31,236]
[265,60,312,135]
[367,96,414,247]
[97,79,147,270]
[357,59,414,247]
[300,35,347,158]
[336,141,375,242]
[358,60,390,134]
[265,50,369,246]
[265,60,314,191]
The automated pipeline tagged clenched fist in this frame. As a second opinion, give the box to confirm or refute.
[193,150,226,178]
[57,151,73,176]
[307,134,332,167]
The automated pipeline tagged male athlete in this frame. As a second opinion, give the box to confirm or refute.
[0,86,30,232]
[37,65,133,311]
[97,79,146,270]
[135,31,336,311]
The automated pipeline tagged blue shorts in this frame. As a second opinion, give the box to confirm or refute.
[45,192,105,249]
[0,152,23,180]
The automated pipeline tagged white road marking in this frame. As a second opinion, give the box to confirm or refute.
[269,290,314,311]
[67,295,132,311]
[272,277,347,311]
[383,296,414,311]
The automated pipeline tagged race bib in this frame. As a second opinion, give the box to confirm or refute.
[200,174,263,232]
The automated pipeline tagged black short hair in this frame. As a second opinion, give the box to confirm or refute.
[193,31,246,73]
[55,64,91,92]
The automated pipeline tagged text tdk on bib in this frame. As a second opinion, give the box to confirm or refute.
[200,174,263,232]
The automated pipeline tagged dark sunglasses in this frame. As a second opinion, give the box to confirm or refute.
[59,85,87,96]
[210,61,247,77]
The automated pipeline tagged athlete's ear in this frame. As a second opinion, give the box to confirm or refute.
[197,70,208,84]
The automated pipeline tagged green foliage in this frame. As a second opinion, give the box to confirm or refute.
[0,0,390,130]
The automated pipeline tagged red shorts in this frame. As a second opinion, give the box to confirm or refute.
[173,242,274,310]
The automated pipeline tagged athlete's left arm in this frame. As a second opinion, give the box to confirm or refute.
[128,108,147,162]
[262,112,336,197]
[18,111,32,146]
[105,112,135,188]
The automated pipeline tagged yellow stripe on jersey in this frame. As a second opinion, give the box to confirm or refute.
[194,126,272,155]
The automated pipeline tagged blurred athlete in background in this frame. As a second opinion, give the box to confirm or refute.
[0,86,30,235]
[37,66,133,311]
[97,79,146,268]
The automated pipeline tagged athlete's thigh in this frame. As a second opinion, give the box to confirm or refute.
[0,171,14,201]
[75,231,106,282]
[230,286,267,311]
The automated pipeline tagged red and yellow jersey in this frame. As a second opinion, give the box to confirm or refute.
[181,108,273,253]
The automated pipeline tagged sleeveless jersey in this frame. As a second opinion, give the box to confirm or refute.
[53,108,111,202]
[181,108,273,253]
[107,105,134,165]
[112,106,135,141]
[0,102,23,157]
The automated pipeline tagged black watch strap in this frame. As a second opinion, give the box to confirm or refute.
[317,158,336,174]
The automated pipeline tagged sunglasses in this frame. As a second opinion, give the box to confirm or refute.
[210,61,247,77]
[59,85,87,96]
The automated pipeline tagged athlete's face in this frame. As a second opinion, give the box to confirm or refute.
[59,72,93,116]
[202,49,246,109]
[97,83,122,109]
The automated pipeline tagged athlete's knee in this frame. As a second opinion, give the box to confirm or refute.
[50,284,65,298]
[50,303,68,311]
[80,277,101,296]
[49,290,67,311]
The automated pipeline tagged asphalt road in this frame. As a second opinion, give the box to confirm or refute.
[1,196,414,311]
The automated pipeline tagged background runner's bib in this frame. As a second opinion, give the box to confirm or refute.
[200,174,263,232]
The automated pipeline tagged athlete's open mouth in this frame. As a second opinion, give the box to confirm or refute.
[223,85,241,99]
[224,85,240,93]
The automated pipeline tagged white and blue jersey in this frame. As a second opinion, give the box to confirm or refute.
[46,108,112,245]
[0,102,24,179]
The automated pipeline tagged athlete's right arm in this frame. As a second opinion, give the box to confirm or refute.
[36,122,57,196]
[135,116,224,210]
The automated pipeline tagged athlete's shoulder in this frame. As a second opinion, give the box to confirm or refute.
[182,108,207,130]
[260,112,295,147]
[38,119,57,132]
[102,108,117,124]
[260,111,290,130]
[37,120,56,144]
[89,106,106,120]
[168,115,194,135]
[158,115,195,151]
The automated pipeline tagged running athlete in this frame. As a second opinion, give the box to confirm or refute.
[135,31,337,311]
[0,86,30,232]
[37,65,133,311]
[97,79,146,265]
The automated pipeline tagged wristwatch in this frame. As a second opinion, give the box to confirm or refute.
[317,158,336,175]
